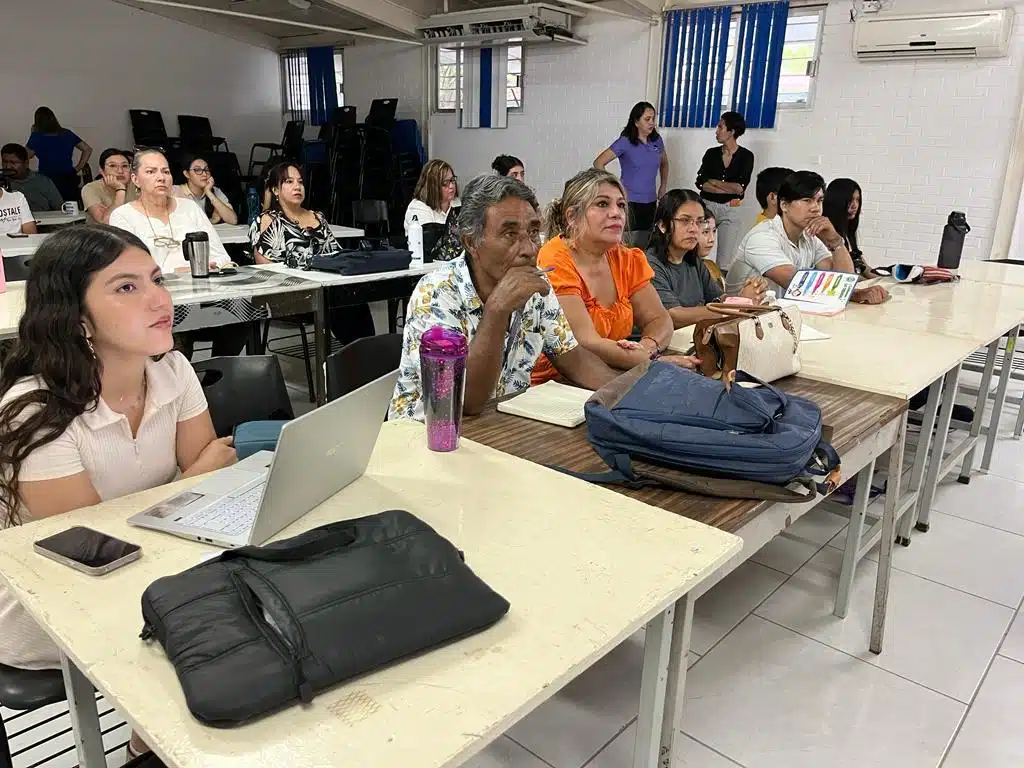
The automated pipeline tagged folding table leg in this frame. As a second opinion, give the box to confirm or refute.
[834,459,874,618]
[658,593,695,768]
[634,603,676,768]
[915,365,959,534]
[982,329,1019,471]
[60,653,105,768]
[898,377,941,545]
[959,341,998,483]
[312,288,328,407]
[871,413,907,654]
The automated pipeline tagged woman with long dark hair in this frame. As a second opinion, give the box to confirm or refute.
[251,162,375,344]
[645,190,765,328]
[0,225,235,675]
[824,178,869,276]
[26,106,92,203]
[491,154,525,182]
[593,101,668,237]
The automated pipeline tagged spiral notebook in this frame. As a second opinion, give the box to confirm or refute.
[496,381,592,428]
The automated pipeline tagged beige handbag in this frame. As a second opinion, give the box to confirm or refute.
[693,304,802,389]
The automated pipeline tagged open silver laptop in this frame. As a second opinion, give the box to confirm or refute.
[128,371,398,548]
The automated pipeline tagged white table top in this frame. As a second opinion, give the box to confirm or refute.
[669,307,979,400]
[0,224,365,257]
[839,279,1024,347]
[956,260,1024,287]
[0,420,740,768]
[255,260,439,287]
[33,210,86,227]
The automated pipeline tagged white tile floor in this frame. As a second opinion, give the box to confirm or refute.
[5,359,1024,768]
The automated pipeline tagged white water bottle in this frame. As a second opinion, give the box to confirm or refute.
[408,217,424,266]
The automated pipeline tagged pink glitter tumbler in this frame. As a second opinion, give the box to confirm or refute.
[419,326,469,452]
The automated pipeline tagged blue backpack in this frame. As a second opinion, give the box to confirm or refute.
[567,362,840,502]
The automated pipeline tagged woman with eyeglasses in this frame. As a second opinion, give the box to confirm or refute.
[403,159,459,238]
[645,190,766,329]
[108,149,245,359]
[173,154,238,225]
[108,149,230,273]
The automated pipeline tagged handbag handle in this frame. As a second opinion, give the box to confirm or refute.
[219,521,357,563]
[703,303,778,320]
[725,372,790,425]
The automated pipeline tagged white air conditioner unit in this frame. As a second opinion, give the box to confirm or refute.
[854,9,1013,60]
[418,3,586,47]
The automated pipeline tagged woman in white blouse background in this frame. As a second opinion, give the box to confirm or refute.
[108,148,247,358]
[109,148,230,273]
[0,225,236,758]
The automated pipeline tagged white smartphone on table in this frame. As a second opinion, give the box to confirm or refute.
[34,526,142,576]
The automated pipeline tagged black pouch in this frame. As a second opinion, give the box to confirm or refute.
[140,510,510,726]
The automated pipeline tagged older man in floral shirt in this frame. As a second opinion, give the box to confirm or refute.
[389,174,618,421]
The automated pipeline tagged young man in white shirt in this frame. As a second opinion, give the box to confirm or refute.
[726,170,887,304]
[0,185,37,235]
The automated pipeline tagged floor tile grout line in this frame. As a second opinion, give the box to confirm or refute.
[503,733,559,768]
[820,542,1024,610]
[690,533,834,672]
[937,597,1024,768]
[751,613,974,706]
[577,716,636,768]
[929,507,1024,540]
[682,734,748,768]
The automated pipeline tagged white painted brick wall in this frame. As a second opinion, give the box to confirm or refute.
[343,42,426,123]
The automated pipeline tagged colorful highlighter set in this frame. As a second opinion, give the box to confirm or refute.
[786,270,859,303]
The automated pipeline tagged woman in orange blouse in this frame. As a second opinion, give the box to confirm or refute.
[533,168,698,384]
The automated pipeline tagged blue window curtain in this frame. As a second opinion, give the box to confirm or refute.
[660,6,732,129]
[659,0,790,130]
[732,1,789,129]
[306,46,338,126]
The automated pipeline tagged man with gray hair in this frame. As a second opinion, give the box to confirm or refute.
[390,173,619,420]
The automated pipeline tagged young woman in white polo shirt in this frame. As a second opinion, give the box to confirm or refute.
[0,225,237,671]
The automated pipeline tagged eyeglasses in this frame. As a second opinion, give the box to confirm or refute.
[104,162,130,171]
[190,166,211,175]
[442,176,458,187]
[672,216,706,229]
[152,235,180,248]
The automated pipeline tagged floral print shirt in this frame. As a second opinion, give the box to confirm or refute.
[389,255,579,421]
[249,209,340,268]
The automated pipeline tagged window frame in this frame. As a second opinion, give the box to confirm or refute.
[280,47,345,120]
[776,6,825,112]
[433,43,525,115]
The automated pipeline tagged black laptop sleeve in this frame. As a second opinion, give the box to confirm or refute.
[139,510,510,726]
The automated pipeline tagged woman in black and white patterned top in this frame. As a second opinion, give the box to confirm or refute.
[250,162,375,343]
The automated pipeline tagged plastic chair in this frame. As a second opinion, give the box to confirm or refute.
[365,98,398,128]
[192,355,294,438]
[326,334,403,402]
[247,120,304,182]
[128,109,180,151]
[0,663,67,768]
[178,115,228,153]
[351,200,390,238]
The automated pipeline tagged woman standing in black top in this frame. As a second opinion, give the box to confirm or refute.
[695,111,754,273]
[824,178,869,276]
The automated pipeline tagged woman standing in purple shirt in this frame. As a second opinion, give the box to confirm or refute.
[594,101,669,239]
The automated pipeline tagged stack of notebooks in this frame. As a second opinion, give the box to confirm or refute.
[496,381,593,428]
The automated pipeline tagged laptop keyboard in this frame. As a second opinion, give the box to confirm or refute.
[178,484,265,536]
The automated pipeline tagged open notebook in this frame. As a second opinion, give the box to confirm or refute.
[496,381,593,428]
